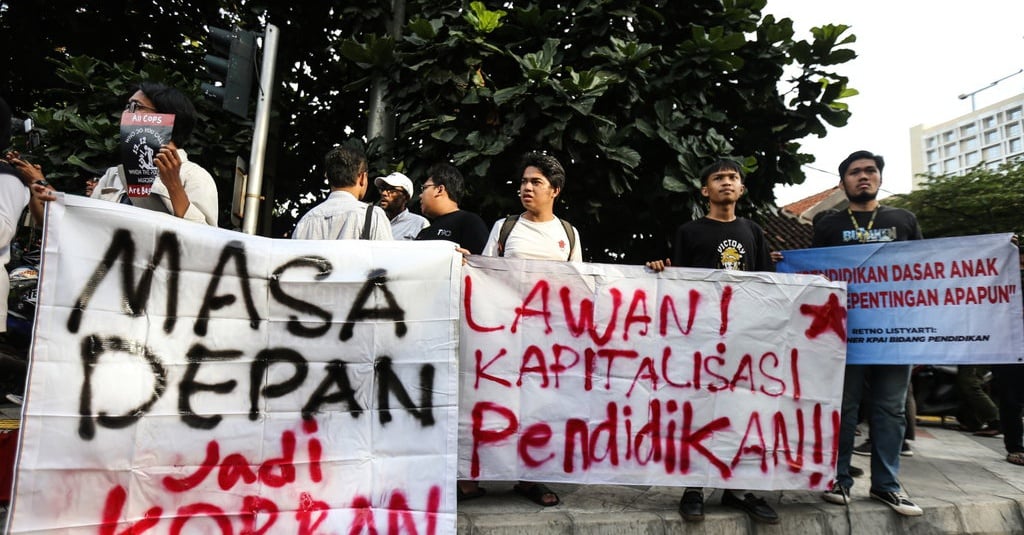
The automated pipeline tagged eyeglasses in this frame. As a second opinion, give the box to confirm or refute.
[420,183,439,193]
[125,100,156,113]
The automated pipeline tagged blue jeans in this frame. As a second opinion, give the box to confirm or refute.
[836,364,911,492]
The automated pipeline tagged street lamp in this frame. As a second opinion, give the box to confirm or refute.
[957,68,1023,112]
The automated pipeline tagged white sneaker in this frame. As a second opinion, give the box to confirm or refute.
[870,490,923,516]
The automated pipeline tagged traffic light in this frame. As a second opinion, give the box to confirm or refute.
[202,26,255,118]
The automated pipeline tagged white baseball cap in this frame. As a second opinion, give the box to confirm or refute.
[374,172,414,197]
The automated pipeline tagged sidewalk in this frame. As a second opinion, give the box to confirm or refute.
[456,424,1024,534]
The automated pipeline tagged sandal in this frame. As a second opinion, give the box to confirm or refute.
[973,422,1002,437]
[1007,452,1024,466]
[513,482,560,506]
[457,484,487,502]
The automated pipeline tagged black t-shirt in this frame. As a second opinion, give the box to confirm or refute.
[672,217,773,272]
[812,205,922,247]
[415,209,489,254]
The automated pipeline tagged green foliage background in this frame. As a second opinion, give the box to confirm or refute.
[885,161,1024,239]
[1,0,858,263]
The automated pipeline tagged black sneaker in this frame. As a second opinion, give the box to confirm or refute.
[822,482,851,505]
[900,441,914,457]
[853,439,872,456]
[870,489,923,516]
[849,465,865,477]
[721,490,779,524]
[678,489,704,522]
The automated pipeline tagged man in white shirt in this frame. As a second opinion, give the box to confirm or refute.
[292,147,392,241]
[0,96,30,335]
[482,152,581,261]
[374,171,428,240]
[463,152,580,507]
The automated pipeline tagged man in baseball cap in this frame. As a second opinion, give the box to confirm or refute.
[375,171,428,240]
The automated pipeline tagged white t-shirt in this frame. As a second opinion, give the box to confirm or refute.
[0,173,30,332]
[482,215,582,261]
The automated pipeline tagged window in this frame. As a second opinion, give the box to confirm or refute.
[1007,123,1022,137]
[928,163,940,174]
[1008,107,1023,120]
[961,136,979,150]
[984,130,1000,144]
[960,123,977,136]
[926,137,937,148]
[982,116,996,129]
[944,143,959,156]
[944,158,957,172]
[1010,138,1023,154]
[943,130,955,142]
[965,151,980,166]
[984,145,1001,159]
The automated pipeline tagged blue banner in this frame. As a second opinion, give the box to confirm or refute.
[777,234,1023,364]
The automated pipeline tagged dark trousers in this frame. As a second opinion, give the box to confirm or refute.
[991,364,1024,454]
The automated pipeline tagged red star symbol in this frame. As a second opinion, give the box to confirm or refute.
[799,293,847,342]
[558,239,566,249]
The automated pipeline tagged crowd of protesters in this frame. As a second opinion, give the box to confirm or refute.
[2,82,1022,525]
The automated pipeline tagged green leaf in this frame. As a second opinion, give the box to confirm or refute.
[464,1,507,34]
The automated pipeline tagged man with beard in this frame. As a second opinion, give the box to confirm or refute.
[375,172,428,240]
[816,150,924,516]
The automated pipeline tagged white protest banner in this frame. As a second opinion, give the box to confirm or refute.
[776,233,1023,365]
[8,196,459,535]
[458,257,847,491]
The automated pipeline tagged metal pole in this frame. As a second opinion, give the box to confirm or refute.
[242,23,279,235]
[957,68,1023,112]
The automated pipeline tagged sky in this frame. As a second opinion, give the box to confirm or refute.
[765,0,1024,205]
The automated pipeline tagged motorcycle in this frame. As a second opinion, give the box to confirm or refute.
[911,364,959,425]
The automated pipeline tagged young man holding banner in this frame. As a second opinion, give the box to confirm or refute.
[646,159,778,524]
[815,150,924,516]
[458,152,580,506]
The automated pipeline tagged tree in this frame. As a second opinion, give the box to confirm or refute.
[3,0,859,261]
[335,0,858,262]
[885,161,1024,239]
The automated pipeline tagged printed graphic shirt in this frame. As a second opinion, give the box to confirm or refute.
[672,217,772,272]
[812,205,922,247]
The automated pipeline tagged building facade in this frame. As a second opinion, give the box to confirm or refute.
[909,92,1024,189]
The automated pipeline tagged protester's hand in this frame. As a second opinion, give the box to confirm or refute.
[154,142,183,190]
[770,251,784,263]
[84,178,98,197]
[645,258,670,272]
[456,247,471,265]
[30,181,57,202]
[5,151,46,186]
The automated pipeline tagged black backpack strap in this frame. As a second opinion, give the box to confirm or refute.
[558,218,576,260]
[360,204,374,240]
[496,214,519,257]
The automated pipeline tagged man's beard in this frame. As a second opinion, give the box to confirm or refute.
[846,189,878,204]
